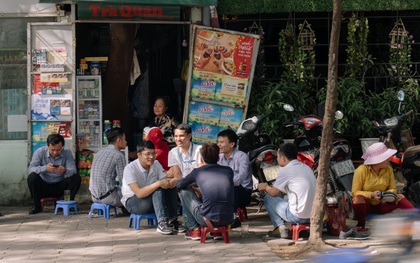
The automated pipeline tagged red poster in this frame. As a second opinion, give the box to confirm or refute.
[193,29,255,79]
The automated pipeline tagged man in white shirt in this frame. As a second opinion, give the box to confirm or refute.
[168,123,201,179]
[258,143,316,239]
[167,123,201,232]
[121,140,178,235]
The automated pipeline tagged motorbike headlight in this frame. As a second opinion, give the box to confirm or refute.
[243,121,256,131]
[384,117,398,127]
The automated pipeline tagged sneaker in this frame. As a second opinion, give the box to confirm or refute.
[212,232,224,240]
[339,229,369,240]
[185,229,201,241]
[170,220,187,233]
[351,226,369,232]
[157,221,173,235]
[280,228,290,239]
[230,218,241,229]
[267,227,281,238]
[267,226,290,239]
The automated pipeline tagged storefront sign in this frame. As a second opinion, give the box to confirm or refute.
[78,3,180,21]
[41,0,217,6]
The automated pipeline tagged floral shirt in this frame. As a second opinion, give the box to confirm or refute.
[151,114,178,143]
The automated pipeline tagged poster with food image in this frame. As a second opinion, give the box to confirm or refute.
[215,76,248,105]
[60,99,71,116]
[188,101,222,126]
[219,106,244,130]
[185,26,260,143]
[193,29,255,79]
[191,71,222,100]
[190,123,221,144]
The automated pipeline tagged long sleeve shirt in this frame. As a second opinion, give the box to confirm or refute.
[218,149,252,189]
[28,146,77,183]
[352,164,397,205]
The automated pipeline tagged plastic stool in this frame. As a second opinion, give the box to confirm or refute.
[291,223,310,241]
[89,203,118,219]
[54,200,78,216]
[200,225,230,243]
[40,197,58,211]
[237,207,248,222]
[200,217,230,243]
[128,213,158,230]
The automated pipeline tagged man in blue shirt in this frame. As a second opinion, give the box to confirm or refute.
[177,143,234,241]
[27,134,81,214]
[217,129,252,228]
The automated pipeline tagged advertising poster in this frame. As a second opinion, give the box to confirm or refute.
[191,71,221,100]
[190,123,221,144]
[184,26,260,144]
[31,94,72,121]
[219,106,243,130]
[31,121,72,153]
[188,101,222,126]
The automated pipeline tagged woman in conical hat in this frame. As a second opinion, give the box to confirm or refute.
[351,142,414,230]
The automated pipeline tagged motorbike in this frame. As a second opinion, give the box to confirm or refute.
[236,109,283,212]
[372,90,420,206]
[282,105,355,220]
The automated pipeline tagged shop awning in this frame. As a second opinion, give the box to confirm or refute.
[39,0,217,6]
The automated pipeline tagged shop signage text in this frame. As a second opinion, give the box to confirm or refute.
[78,3,180,21]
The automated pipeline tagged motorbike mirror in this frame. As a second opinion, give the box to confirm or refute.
[372,120,379,127]
[397,90,405,101]
[283,104,294,112]
[335,110,344,120]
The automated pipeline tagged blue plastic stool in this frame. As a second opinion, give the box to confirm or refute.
[54,200,78,216]
[129,213,158,230]
[89,203,118,219]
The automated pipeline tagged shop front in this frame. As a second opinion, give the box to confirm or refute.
[0,1,59,205]
[24,0,220,204]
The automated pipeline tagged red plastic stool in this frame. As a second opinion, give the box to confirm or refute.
[291,223,310,241]
[40,197,58,211]
[237,207,248,222]
[200,218,230,243]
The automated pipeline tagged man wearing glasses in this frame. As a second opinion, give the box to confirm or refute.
[121,140,178,235]
[27,133,81,215]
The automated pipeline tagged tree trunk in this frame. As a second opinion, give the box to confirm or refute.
[308,0,342,247]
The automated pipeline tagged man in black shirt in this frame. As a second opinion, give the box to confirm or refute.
[177,143,234,241]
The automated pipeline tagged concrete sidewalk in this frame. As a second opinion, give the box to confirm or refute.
[1,204,417,262]
[0,204,287,263]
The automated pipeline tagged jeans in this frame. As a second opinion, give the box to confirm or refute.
[125,187,178,223]
[179,187,206,230]
[264,194,310,228]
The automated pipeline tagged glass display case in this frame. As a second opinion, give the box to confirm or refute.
[76,75,102,151]
[28,23,75,155]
